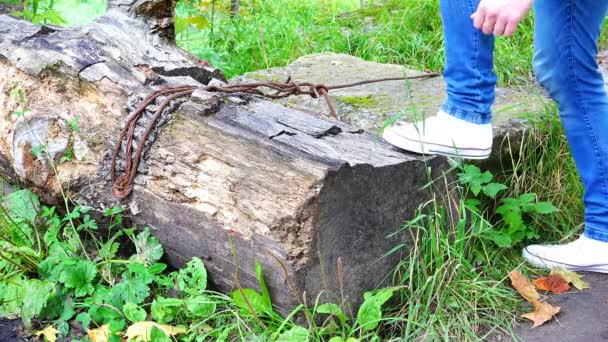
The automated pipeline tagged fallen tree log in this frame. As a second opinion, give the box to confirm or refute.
[0,1,449,313]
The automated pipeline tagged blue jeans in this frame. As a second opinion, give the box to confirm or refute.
[441,0,608,242]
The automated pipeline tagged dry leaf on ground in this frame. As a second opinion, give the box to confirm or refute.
[509,270,540,302]
[522,299,561,328]
[509,269,561,328]
[35,325,59,342]
[87,324,111,342]
[551,268,590,291]
[533,275,570,294]
[124,322,186,342]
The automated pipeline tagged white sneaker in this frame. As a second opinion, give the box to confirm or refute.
[381,111,493,160]
[522,235,608,273]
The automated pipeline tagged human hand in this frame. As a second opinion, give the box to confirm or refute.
[471,0,533,36]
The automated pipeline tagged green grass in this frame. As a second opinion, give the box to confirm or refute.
[176,0,540,87]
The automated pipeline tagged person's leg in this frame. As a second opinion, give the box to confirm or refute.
[440,0,496,124]
[523,0,608,272]
[382,0,495,159]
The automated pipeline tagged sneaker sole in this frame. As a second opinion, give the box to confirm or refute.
[381,128,492,160]
[522,247,608,273]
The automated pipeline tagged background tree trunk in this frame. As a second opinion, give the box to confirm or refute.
[230,0,240,17]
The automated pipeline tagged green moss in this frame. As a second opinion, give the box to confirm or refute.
[337,94,384,109]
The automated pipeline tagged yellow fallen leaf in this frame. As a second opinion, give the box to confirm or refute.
[35,325,59,342]
[521,299,561,328]
[551,268,590,291]
[87,324,111,342]
[509,269,540,302]
[124,322,186,342]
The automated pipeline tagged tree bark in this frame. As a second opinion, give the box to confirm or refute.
[0,4,448,314]
[230,0,239,17]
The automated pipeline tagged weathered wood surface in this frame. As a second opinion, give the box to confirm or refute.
[0,2,448,313]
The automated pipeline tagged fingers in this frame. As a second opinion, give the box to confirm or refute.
[471,7,499,35]
[493,15,509,36]
[471,9,522,37]
[504,16,522,36]
[471,7,486,29]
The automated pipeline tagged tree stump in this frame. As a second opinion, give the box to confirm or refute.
[0,1,448,313]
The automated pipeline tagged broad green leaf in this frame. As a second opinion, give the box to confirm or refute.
[151,297,183,324]
[111,272,150,306]
[276,326,309,342]
[255,259,272,309]
[356,288,395,331]
[519,193,536,204]
[177,257,207,295]
[131,229,164,265]
[185,296,216,317]
[482,183,507,199]
[482,230,513,248]
[59,260,97,297]
[232,288,271,314]
[356,299,382,332]
[535,202,559,214]
[317,303,347,323]
[22,279,54,323]
[2,188,40,226]
[76,312,92,331]
[0,276,25,318]
[124,302,147,322]
[148,263,167,275]
[150,325,172,342]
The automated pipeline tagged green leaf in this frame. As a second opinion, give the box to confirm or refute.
[76,312,91,331]
[356,288,395,331]
[30,144,44,157]
[317,303,347,324]
[67,116,80,132]
[131,229,163,265]
[481,170,493,184]
[276,326,309,342]
[518,193,536,203]
[112,271,150,305]
[0,276,25,318]
[177,257,207,295]
[482,230,513,248]
[21,279,54,323]
[148,263,167,275]
[150,325,172,342]
[535,201,559,214]
[59,260,97,297]
[232,288,271,314]
[356,299,381,332]
[123,302,147,323]
[39,285,75,321]
[2,189,40,224]
[185,296,216,317]
[255,259,272,309]
[328,338,358,342]
[482,183,507,199]
[151,297,183,324]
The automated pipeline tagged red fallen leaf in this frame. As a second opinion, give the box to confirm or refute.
[533,274,571,294]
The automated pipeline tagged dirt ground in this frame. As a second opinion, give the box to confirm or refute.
[0,318,23,342]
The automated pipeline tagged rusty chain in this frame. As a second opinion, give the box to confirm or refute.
[110,73,440,199]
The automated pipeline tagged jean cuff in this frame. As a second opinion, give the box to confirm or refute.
[441,102,492,125]
[584,225,608,242]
